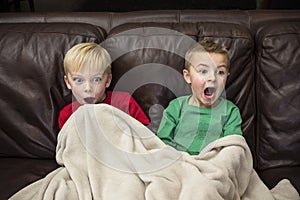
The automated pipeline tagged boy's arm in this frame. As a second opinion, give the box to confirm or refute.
[128,96,150,125]
[57,102,80,130]
[223,105,243,136]
[157,101,180,148]
[58,107,69,130]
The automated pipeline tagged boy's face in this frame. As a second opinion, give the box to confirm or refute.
[64,67,112,105]
[183,52,229,108]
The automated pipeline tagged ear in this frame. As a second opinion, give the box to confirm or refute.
[64,75,72,90]
[183,69,191,84]
[106,74,112,88]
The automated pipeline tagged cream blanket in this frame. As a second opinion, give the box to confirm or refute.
[10,104,299,200]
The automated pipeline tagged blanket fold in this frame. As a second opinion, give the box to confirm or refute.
[10,104,300,200]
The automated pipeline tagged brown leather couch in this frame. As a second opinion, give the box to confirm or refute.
[0,10,299,199]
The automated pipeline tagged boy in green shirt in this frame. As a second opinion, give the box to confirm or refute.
[157,40,242,155]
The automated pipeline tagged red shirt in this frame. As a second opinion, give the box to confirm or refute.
[58,91,150,129]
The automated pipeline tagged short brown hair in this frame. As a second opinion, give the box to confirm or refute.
[184,40,230,70]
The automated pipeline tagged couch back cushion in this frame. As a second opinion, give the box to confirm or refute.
[0,23,106,158]
[105,22,256,156]
[255,21,300,170]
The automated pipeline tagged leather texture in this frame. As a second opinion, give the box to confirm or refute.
[0,10,299,199]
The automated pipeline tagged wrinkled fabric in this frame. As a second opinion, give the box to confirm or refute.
[10,104,300,200]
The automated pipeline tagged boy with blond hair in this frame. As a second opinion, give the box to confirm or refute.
[58,42,149,129]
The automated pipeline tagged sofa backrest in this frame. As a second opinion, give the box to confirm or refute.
[255,21,300,171]
[0,23,106,158]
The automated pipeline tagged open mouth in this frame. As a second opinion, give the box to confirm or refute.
[204,87,216,97]
[84,97,95,104]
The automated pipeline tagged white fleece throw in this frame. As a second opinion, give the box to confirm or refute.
[10,104,300,200]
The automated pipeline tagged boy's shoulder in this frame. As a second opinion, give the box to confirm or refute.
[168,95,190,109]
[218,98,240,113]
[170,95,189,103]
[107,90,131,97]
[104,90,134,105]
[221,98,238,108]
[60,101,81,114]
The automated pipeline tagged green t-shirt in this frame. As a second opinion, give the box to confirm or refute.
[157,96,242,155]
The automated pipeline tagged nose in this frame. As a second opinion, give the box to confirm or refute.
[206,71,216,82]
[84,81,93,92]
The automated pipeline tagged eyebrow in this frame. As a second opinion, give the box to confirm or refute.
[217,64,228,69]
[193,64,228,71]
[195,63,209,68]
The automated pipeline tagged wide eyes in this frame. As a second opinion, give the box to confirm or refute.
[197,69,208,74]
[73,77,83,84]
[72,76,102,85]
[93,77,102,83]
[194,66,227,77]
[215,69,226,76]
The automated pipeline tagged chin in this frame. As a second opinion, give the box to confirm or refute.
[203,98,219,108]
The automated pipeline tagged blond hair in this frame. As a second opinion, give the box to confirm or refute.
[185,40,230,70]
[63,43,111,75]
